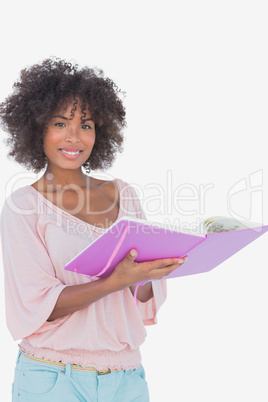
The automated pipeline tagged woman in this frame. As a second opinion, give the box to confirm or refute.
[0,58,186,401]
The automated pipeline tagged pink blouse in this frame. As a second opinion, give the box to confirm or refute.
[0,178,167,370]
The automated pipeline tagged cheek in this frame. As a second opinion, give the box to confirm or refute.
[84,132,96,148]
[45,129,59,142]
[43,130,59,150]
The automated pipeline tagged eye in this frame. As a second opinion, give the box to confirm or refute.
[81,124,92,130]
[54,122,66,127]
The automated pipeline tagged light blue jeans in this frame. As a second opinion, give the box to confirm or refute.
[12,350,150,401]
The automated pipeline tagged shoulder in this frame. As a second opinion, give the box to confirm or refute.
[1,186,38,218]
[88,177,138,209]
[90,177,128,202]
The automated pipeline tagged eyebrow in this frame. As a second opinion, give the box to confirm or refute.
[52,115,94,122]
[52,115,69,120]
[81,118,94,122]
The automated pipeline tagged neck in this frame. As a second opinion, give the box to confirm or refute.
[41,164,90,191]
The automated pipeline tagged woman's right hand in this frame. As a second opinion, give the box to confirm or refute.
[110,249,188,290]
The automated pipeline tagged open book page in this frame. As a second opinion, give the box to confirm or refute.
[121,216,205,237]
[121,215,263,236]
[200,216,263,234]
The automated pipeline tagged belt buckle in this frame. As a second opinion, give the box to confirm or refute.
[97,368,111,376]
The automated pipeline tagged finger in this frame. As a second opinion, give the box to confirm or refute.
[151,262,185,279]
[147,257,186,269]
[126,249,137,262]
[156,259,186,273]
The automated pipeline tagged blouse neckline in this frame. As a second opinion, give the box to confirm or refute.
[27,178,122,231]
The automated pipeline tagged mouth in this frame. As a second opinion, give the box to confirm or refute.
[58,148,83,160]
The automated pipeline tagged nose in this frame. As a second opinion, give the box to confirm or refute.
[65,126,80,143]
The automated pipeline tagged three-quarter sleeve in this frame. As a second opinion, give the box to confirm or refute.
[0,195,67,341]
[124,181,168,325]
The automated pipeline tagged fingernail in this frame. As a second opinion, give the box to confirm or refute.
[130,249,136,257]
[178,259,184,263]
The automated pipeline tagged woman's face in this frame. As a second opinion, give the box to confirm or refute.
[43,101,96,171]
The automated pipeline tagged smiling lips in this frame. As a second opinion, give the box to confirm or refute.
[58,147,83,160]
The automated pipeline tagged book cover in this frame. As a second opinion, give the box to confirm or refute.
[64,216,268,280]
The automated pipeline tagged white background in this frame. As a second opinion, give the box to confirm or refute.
[0,1,267,401]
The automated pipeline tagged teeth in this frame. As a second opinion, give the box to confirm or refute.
[61,150,80,155]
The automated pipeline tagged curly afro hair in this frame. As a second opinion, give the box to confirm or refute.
[0,57,126,173]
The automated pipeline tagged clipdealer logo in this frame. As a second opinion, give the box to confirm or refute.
[227,169,264,224]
